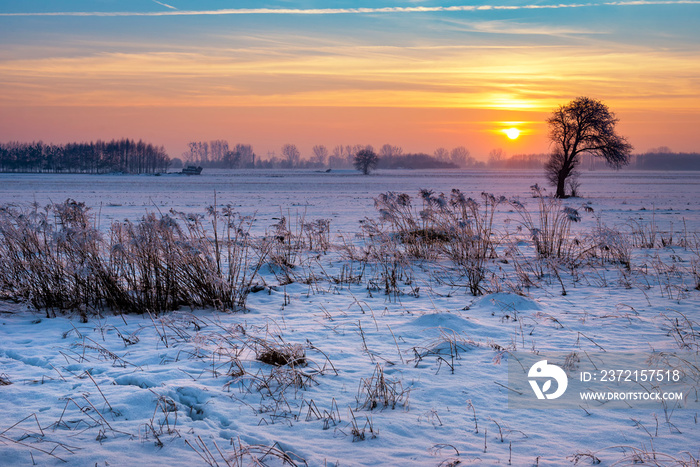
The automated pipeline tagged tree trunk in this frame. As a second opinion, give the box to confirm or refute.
[555,168,569,198]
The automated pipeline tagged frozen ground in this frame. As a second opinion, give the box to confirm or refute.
[0,168,698,234]
[0,169,699,466]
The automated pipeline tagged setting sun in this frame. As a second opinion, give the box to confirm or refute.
[504,128,520,140]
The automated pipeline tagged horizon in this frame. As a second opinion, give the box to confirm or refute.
[1,1,699,160]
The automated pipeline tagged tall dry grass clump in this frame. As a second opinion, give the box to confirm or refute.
[510,184,581,260]
[372,190,504,295]
[0,200,110,317]
[588,222,632,269]
[373,191,438,259]
[433,190,505,295]
[0,200,269,316]
[109,207,268,314]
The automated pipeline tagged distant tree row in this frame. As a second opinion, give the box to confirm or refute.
[482,149,700,171]
[181,140,255,169]
[7,138,695,176]
[487,150,547,169]
[432,146,480,168]
[260,144,375,169]
[377,153,458,169]
[182,142,475,170]
[631,149,700,170]
[0,139,170,174]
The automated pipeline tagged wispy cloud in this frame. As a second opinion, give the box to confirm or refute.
[1,42,697,112]
[1,1,698,17]
[438,18,604,36]
[152,1,178,10]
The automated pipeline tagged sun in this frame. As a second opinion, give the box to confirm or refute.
[504,128,520,140]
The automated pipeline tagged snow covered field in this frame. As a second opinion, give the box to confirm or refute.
[1,169,699,466]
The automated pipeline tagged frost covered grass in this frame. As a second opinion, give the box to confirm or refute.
[0,200,269,317]
[371,189,503,295]
[510,184,583,260]
[0,170,699,465]
[366,186,698,305]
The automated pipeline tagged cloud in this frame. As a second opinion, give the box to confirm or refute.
[1,1,698,17]
[152,1,178,10]
[438,17,604,36]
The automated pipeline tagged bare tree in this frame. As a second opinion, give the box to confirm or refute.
[488,148,504,168]
[196,142,209,165]
[547,96,632,197]
[209,140,229,165]
[223,149,240,168]
[647,146,671,154]
[379,144,403,158]
[312,145,329,166]
[434,147,449,162]
[234,144,255,168]
[450,146,471,168]
[184,142,198,165]
[345,145,356,166]
[281,143,300,168]
[329,145,347,168]
[353,148,379,175]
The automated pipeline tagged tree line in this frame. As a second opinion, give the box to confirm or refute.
[180,140,255,169]
[4,137,695,177]
[0,139,170,174]
[480,149,700,171]
[630,149,700,170]
[179,141,481,170]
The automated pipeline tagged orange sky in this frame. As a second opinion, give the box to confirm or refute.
[1,2,699,159]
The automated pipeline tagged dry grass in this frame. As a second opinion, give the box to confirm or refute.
[661,310,700,351]
[346,407,377,442]
[510,184,582,260]
[254,338,307,367]
[3,190,696,319]
[355,363,410,411]
[0,200,108,318]
[0,200,269,316]
[371,190,505,295]
[410,328,483,374]
[208,325,337,425]
[569,444,700,467]
[589,222,632,269]
[186,435,307,467]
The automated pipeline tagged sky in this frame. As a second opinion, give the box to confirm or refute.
[0,1,699,160]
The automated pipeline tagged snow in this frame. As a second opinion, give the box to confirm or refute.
[0,169,699,466]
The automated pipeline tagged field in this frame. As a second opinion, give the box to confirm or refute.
[0,169,699,466]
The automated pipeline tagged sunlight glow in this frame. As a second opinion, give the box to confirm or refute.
[504,128,520,140]
[1,0,698,155]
